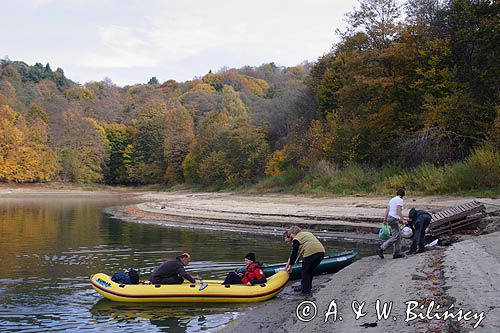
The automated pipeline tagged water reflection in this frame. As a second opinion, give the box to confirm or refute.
[90,299,250,332]
[0,195,372,332]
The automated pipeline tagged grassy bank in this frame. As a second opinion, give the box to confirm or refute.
[250,148,500,196]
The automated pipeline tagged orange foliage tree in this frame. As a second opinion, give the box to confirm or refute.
[0,104,56,182]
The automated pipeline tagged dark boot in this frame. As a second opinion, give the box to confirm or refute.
[377,247,384,259]
[393,253,406,259]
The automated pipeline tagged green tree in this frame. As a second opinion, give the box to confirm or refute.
[104,124,134,184]
[344,0,402,49]
[148,76,159,85]
[183,86,269,185]
[129,100,167,183]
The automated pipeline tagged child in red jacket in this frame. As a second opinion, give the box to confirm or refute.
[223,253,267,285]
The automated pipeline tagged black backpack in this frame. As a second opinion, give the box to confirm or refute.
[128,268,140,284]
[111,268,140,285]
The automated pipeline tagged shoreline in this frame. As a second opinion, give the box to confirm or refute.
[2,186,499,332]
[105,205,382,244]
[223,232,500,332]
[108,191,499,243]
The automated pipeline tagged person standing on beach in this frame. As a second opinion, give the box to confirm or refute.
[377,189,406,259]
[285,226,325,295]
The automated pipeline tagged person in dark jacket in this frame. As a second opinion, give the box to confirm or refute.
[285,225,325,295]
[223,253,267,285]
[407,208,432,254]
[150,253,197,284]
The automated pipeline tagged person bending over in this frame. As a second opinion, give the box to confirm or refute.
[286,226,325,295]
[407,208,432,254]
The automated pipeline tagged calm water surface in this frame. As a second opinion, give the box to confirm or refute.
[0,195,372,332]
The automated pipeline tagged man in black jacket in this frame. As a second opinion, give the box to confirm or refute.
[407,208,432,254]
[150,253,197,284]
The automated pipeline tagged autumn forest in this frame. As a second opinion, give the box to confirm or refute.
[1,0,498,194]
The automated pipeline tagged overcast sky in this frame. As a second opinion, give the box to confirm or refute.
[2,0,359,86]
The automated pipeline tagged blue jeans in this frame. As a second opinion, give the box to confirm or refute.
[410,214,432,252]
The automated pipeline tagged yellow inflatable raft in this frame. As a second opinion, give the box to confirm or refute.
[91,271,289,303]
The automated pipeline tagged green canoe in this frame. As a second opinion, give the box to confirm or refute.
[239,251,358,280]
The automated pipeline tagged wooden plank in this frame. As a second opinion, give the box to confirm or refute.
[429,205,485,229]
[430,213,468,228]
[465,202,477,209]
[435,210,445,217]
[430,219,479,234]
[428,212,485,233]
[433,211,448,220]
[428,201,485,226]
[429,221,462,233]
[440,211,450,218]
[459,204,471,211]
[428,215,485,236]
[430,223,473,236]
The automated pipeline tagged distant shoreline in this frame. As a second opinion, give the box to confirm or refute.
[2,185,498,242]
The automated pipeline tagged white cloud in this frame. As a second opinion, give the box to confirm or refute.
[2,0,359,85]
[81,25,157,69]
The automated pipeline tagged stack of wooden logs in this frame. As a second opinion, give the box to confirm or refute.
[427,201,486,236]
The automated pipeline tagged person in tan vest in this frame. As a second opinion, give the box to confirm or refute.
[285,225,325,294]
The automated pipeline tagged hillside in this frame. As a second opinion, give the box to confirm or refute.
[0,0,498,194]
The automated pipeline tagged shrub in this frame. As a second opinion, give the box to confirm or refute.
[443,148,500,192]
[253,167,304,191]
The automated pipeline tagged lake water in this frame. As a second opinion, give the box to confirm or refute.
[0,194,373,332]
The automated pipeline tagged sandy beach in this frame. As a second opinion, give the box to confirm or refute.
[109,191,500,243]
[99,190,500,332]
[2,186,499,332]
